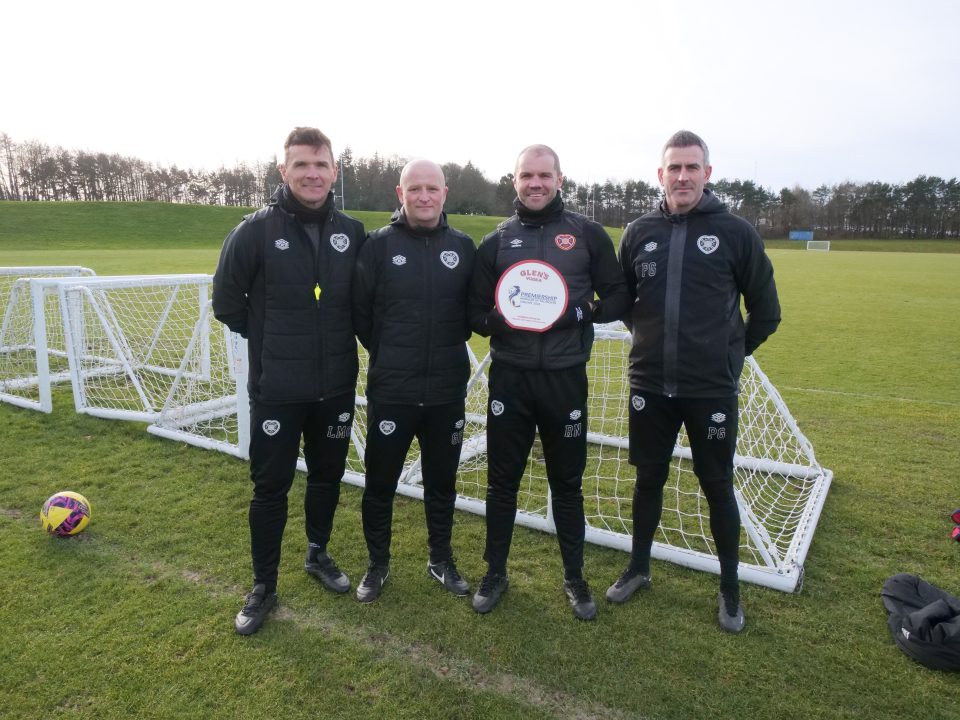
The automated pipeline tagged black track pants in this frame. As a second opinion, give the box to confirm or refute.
[248,394,354,589]
[483,363,588,577]
[361,400,465,566]
[627,391,741,586]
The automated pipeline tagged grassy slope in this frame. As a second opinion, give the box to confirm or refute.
[1,201,958,719]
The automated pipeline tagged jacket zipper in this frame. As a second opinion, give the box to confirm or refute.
[422,234,433,406]
[537,225,545,367]
[312,216,325,400]
[662,219,687,397]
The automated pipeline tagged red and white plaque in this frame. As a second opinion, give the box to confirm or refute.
[495,260,569,332]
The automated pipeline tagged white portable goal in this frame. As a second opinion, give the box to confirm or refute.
[55,274,213,421]
[806,240,831,251]
[149,318,831,593]
[0,266,96,411]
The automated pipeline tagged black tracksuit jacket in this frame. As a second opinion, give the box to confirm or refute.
[212,188,366,403]
[618,189,781,398]
[351,210,475,405]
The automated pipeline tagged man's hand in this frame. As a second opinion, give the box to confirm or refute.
[550,300,595,330]
[483,310,516,335]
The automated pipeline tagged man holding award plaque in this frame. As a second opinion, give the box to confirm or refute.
[467,145,629,620]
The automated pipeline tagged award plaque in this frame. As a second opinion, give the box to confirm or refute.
[495,260,569,332]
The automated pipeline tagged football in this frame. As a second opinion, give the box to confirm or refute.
[40,491,92,537]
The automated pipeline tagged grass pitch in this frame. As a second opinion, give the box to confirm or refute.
[0,201,958,719]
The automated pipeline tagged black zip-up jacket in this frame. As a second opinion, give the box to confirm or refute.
[212,187,366,403]
[468,195,630,370]
[352,210,475,405]
[618,188,781,398]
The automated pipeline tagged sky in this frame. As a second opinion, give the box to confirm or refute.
[6,0,960,193]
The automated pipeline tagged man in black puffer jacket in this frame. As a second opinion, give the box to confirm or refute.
[609,130,781,634]
[213,127,366,636]
[467,145,630,621]
[351,159,475,604]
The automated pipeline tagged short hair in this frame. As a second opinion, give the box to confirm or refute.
[515,144,561,175]
[662,130,710,166]
[283,127,334,161]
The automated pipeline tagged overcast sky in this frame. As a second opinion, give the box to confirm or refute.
[7,0,959,192]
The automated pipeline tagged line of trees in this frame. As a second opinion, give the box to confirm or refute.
[0,133,281,207]
[2,133,958,239]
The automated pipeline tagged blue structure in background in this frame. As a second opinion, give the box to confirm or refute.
[789,230,815,241]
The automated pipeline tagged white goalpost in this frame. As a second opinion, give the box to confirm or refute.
[147,314,830,592]
[1,270,216,418]
[806,240,831,251]
[55,274,213,422]
[0,267,96,411]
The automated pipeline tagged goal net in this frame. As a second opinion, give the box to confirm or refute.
[806,240,830,251]
[147,300,249,459]
[2,269,831,592]
[0,266,96,411]
[56,275,214,421]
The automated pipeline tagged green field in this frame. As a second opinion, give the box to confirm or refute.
[1,201,959,719]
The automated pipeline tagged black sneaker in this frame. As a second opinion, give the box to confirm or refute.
[427,559,470,596]
[563,578,598,621]
[471,572,508,614]
[356,564,389,603]
[717,590,746,634]
[234,584,277,636]
[605,566,651,603]
[304,547,350,594]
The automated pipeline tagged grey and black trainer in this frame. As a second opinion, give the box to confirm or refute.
[234,583,277,636]
[356,564,389,603]
[471,572,508,614]
[717,590,746,634]
[605,566,651,603]
[427,559,470,596]
[563,578,598,621]
[304,547,350,593]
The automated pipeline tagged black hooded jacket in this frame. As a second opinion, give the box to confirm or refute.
[618,188,781,397]
[352,210,475,405]
[212,186,366,403]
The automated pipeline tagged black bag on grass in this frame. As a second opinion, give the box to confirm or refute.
[881,573,960,671]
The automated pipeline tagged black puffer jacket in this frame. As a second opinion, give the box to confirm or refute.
[468,195,629,370]
[352,210,475,405]
[212,187,366,403]
[618,188,780,398]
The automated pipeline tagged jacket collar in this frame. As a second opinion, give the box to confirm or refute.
[390,208,449,236]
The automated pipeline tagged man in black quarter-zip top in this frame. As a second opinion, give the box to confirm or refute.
[351,159,476,604]
[213,127,366,635]
[610,130,781,634]
[467,145,630,621]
